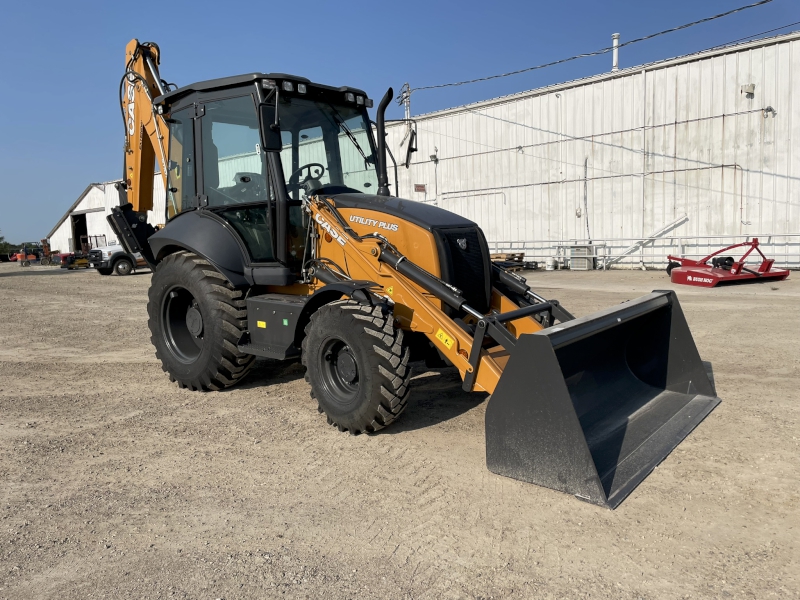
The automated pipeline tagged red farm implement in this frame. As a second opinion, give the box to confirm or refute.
[667,238,789,287]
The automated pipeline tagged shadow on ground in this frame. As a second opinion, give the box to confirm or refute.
[235,359,306,390]
[387,365,487,433]
[235,359,484,432]
[0,268,77,278]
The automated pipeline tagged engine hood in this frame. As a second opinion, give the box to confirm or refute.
[328,193,477,232]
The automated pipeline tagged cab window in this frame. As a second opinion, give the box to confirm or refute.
[166,107,195,219]
[201,95,275,263]
[201,95,270,206]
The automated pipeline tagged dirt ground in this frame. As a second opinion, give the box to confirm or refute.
[0,262,798,599]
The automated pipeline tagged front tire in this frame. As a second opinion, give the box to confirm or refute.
[147,250,255,391]
[114,258,133,276]
[302,300,412,434]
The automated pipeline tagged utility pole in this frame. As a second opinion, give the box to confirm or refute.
[400,82,411,123]
[399,82,412,148]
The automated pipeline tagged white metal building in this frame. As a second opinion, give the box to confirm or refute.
[386,31,800,268]
[47,175,165,254]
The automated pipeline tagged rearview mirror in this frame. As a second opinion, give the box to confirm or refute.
[258,104,283,152]
[404,129,417,169]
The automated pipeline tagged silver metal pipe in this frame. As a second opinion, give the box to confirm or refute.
[462,304,485,321]
[145,54,167,96]
[612,33,620,72]
[526,290,547,304]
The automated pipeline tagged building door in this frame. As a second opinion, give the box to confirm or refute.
[70,214,87,253]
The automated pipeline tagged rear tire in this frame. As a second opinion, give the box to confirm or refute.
[147,250,255,391]
[666,261,680,275]
[114,258,133,276]
[21,260,30,267]
[40,258,50,266]
[302,300,411,434]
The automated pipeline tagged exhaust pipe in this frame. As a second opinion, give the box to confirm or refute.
[485,290,721,508]
[375,87,393,197]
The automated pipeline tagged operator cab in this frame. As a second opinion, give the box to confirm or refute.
[156,73,377,273]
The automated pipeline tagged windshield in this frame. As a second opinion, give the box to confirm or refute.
[275,97,378,200]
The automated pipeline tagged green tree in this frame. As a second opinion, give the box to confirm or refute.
[0,230,19,255]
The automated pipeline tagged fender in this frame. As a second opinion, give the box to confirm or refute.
[292,281,381,348]
[148,211,293,288]
[108,250,136,267]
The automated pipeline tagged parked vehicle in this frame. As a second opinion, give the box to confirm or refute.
[87,244,147,276]
[60,253,90,270]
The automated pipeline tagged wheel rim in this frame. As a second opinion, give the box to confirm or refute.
[319,338,360,406]
[117,261,132,275]
[161,286,204,363]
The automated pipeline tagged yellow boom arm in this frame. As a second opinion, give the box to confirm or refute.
[121,39,170,213]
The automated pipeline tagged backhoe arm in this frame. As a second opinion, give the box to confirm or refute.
[121,39,170,214]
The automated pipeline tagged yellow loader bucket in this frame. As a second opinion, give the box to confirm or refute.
[485,291,720,508]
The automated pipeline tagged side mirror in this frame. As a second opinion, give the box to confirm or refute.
[259,104,283,152]
[404,129,417,169]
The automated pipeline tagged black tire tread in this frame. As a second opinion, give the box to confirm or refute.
[301,300,411,434]
[147,250,255,391]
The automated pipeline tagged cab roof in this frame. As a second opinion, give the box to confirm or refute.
[155,72,368,105]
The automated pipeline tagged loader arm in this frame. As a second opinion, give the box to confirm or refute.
[305,196,546,394]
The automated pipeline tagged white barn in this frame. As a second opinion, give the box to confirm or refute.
[385,31,800,268]
[47,175,165,254]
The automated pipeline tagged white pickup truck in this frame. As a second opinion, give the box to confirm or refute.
[87,244,148,276]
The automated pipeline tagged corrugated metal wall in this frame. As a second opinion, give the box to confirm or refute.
[387,32,800,267]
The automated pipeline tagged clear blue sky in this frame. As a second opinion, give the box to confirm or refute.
[1,0,797,243]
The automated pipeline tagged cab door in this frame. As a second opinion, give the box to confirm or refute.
[197,94,277,265]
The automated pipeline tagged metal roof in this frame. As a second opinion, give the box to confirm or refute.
[403,29,800,122]
[46,183,105,239]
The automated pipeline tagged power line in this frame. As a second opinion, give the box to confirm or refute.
[403,0,774,99]
[703,19,800,49]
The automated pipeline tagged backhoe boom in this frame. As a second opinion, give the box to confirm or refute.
[121,39,169,214]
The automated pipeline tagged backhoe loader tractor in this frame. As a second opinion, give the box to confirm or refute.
[110,40,721,508]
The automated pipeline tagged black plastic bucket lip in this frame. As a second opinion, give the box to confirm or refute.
[539,291,671,350]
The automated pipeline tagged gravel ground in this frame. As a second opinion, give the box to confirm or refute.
[0,262,798,599]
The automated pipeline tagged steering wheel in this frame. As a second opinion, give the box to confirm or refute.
[288,162,326,188]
